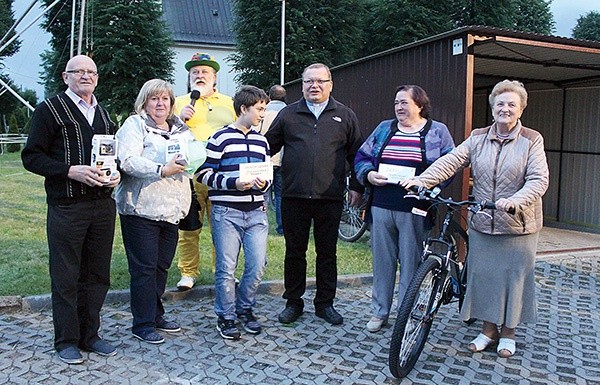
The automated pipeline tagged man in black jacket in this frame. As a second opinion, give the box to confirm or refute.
[265,63,363,325]
[22,55,120,364]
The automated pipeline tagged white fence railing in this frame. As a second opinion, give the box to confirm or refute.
[0,134,27,154]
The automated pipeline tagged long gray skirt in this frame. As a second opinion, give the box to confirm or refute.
[460,229,539,328]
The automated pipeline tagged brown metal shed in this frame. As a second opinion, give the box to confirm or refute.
[284,26,600,230]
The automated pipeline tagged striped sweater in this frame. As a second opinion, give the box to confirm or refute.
[198,125,271,210]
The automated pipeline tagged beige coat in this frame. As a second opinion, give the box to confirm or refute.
[417,121,549,235]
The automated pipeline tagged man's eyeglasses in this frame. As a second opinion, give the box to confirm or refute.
[303,79,331,86]
[65,69,98,77]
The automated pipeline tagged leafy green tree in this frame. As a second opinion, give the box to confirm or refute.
[230,0,368,89]
[452,0,516,28]
[364,0,554,55]
[15,88,37,133]
[0,79,36,135]
[0,0,22,120]
[19,87,37,106]
[0,0,20,59]
[510,0,554,35]
[572,11,600,42]
[363,0,455,55]
[15,105,29,134]
[40,0,75,97]
[7,113,20,151]
[0,74,18,117]
[90,0,174,116]
[41,0,174,116]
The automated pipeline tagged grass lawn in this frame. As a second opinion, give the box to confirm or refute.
[0,151,372,297]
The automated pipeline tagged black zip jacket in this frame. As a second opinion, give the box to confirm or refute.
[265,97,364,201]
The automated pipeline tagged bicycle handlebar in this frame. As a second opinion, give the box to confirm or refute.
[404,185,515,214]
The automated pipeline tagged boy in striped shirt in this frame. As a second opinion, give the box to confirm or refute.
[197,85,271,340]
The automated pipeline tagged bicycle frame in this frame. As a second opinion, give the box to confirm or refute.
[422,209,468,309]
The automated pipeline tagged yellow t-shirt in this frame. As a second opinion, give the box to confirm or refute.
[174,91,236,141]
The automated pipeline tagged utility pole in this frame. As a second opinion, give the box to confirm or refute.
[77,0,86,55]
[280,0,286,85]
[70,0,76,57]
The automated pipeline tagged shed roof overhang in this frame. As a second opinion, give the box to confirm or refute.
[464,27,600,88]
[334,26,600,90]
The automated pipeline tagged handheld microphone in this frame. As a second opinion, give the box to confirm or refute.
[185,90,201,122]
[190,90,201,107]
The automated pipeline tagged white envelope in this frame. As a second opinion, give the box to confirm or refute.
[378,163,416,184]
[239,161,273,183]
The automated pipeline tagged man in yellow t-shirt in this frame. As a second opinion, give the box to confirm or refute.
[175,53,236,290]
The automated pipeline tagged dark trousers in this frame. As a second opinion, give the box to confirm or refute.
[281,198,343,310]
[272,167,283,234]
[119,214,178,335]
[47,199,115,352]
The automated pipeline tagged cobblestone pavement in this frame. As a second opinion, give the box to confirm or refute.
[1,249,599,385]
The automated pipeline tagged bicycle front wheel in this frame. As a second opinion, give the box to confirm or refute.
[389,257,442,378]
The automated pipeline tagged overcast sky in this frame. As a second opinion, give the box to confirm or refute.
[2,0,599,100]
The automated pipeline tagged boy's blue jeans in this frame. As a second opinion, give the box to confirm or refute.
[211,204,268,319]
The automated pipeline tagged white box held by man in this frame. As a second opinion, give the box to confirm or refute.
[91,134,118,183]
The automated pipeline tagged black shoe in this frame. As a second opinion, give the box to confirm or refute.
[57,346,84,365]
[315,305,343,325]
[132,330,165,344]
[156,318,181,333]
[237,310,262,334]
[81,339,117,357]
[217,317,241,340]
[278,306,303,324]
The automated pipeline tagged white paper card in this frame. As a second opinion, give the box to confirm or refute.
[239,162,273,182]
[378,163,416,184]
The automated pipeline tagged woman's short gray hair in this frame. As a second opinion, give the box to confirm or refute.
[134,79,176,118]
[489,80,528,110]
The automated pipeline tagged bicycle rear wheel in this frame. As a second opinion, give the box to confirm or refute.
[338,188,367,242]
[389,257,442,378]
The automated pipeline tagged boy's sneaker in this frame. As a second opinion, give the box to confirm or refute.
[216,317,241,340]
[237,310,262,334]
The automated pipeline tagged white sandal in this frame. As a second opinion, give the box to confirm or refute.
[497,338,516,357]
[468,333,496,352]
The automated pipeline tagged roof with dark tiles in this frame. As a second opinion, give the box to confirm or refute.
[162,0,235,46]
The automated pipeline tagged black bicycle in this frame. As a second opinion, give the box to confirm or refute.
[388,186,501,378]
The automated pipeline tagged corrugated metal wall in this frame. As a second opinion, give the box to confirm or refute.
[521,89,564,222]
[559,87,600,227]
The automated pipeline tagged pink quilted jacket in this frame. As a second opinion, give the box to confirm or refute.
[417,122,549,235]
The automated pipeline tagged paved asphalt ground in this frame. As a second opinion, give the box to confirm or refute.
[0,227,599,384]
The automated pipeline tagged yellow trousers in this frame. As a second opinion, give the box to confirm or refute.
[177,181,216,277]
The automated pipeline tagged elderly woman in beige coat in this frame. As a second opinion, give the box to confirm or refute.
[402,79,549,358]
